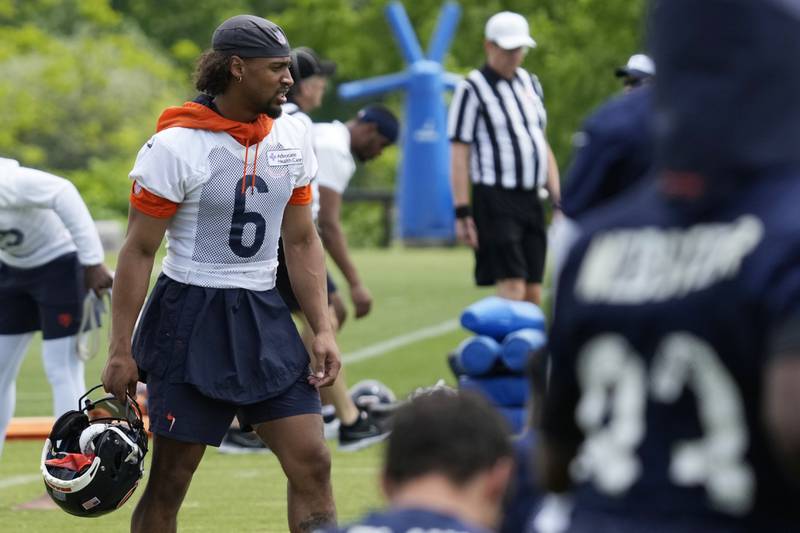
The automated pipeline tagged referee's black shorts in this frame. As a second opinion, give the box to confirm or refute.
[472,185,547,286]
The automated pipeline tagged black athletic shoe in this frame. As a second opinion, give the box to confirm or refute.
[218,428,271,454]
[338,409,391,452]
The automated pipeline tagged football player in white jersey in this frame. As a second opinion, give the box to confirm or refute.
[101,15,340,533]
[274,49,399,453]
[311,105,399,451]
[0,158,112,459]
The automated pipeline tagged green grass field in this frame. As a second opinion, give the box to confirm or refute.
[0,247,493,532]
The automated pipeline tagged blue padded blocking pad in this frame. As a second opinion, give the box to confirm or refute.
[501,328,547,373]
[460,296,546,339]
[456,335,502,376]
[459,375,529,407]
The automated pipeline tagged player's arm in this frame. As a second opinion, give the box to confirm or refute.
[317,185,371,318]
[450,141,478,249]
[546,142,562,213]
[764,319,800,478]
[51,181,114,293]
[282,200,341,387]
[448,80,479,249]
[102,207,169,401]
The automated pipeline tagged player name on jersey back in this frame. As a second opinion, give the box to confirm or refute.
[575,215,763,304]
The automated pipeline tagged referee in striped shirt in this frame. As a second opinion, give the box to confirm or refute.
[448,11,560,306]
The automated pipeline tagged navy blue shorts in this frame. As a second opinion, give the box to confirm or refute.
[132,274,311,404]
[146,372,321,446]
[275,238,337,312]
[0,253,84,339]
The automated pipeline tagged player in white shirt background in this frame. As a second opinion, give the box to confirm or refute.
[313,105,398,322]
[279,50,400,452]
[309,106,399,451]
[0,157,113,464]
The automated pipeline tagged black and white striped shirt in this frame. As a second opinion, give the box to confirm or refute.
[448,65,548,191]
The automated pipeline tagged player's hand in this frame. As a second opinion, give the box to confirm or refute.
[350,283,372,319]
[84,264,114,295]
[102,345,139,403]
[455,216,479,249]
[307,330,341,388]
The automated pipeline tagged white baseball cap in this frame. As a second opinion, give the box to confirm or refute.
[485,11,536,50]
[615,54,656,79]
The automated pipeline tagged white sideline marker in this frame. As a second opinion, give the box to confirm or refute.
[343,319,460,364]
[0,474,40,490]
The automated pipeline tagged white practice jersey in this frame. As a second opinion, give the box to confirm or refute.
[0,158,104,269]
[313,121,356,195]
[283,103,320,220]
[130,113,318,291]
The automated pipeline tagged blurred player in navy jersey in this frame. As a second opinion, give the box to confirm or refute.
[560,84,654,220]
[320,389,513,533]
[614,53,654,93]
[538,1,800,532]
[551,58,655,278]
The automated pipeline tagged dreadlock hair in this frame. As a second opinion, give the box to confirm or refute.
[194,50,235,96]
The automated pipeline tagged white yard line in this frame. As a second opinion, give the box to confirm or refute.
[8,320,461,439]
[0,474,40,490]
[343,319,460,364]
[15,392,51,401]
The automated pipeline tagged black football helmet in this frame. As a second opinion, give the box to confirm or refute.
[41,384,148,517]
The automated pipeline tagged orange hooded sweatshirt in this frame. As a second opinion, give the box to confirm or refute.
[130,100,311,217]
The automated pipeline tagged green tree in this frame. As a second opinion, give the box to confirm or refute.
[0,0,188,217]
[270,0,647,179]
[0,0,647,232]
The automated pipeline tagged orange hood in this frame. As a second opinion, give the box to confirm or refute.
[156,102,273,146]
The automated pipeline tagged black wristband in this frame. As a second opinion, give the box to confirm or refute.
[454,205,471,219]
